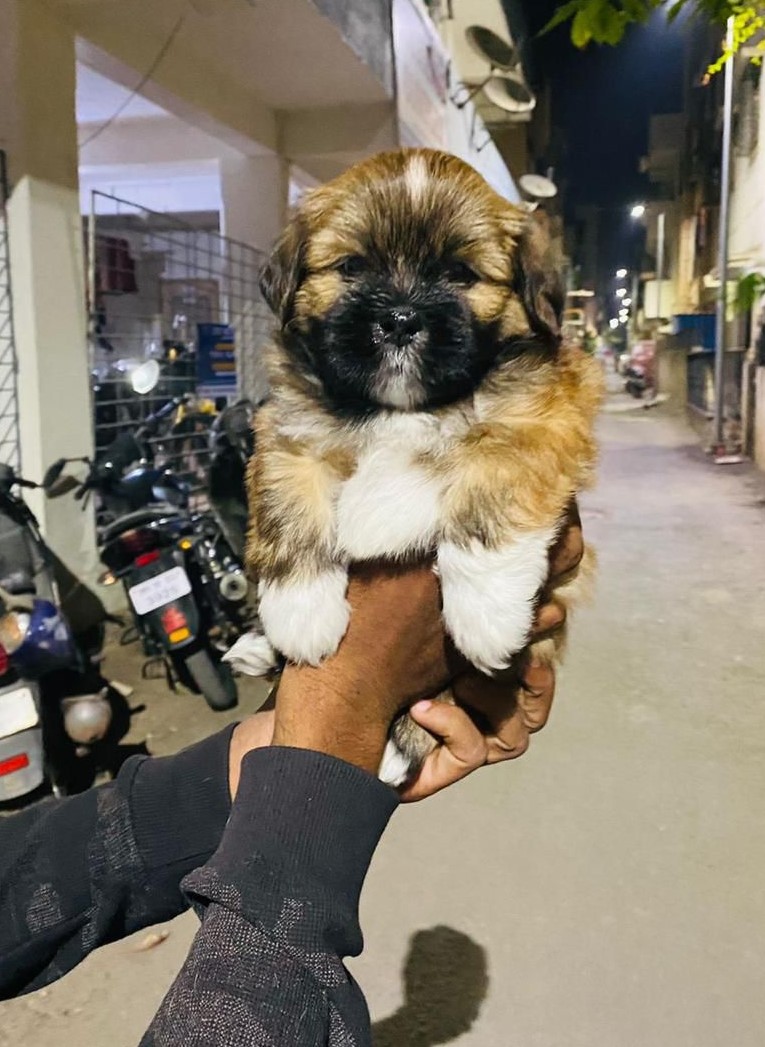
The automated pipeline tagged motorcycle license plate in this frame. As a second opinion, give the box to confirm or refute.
[0,687,39,738]
[129,567,192,616]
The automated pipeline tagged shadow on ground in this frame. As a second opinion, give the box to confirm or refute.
[372,926,488,1046]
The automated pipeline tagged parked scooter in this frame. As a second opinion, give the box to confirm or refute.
[624,362,653,399]
[0,464,115,802]
[48,365,250,712]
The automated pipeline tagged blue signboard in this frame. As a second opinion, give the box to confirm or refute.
[197,323,237,396]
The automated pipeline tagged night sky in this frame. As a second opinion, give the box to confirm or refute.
[503,0,690,287]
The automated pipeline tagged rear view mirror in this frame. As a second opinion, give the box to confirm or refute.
[46,475,81,499]
[43,458,67,490]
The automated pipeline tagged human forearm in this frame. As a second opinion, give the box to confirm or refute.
[0,726,234,998]
[143,747,398,1046]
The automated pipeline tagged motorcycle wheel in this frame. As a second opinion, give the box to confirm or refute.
[181,648,238,711]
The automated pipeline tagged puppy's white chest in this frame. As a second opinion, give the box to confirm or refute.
[335,443,443,560]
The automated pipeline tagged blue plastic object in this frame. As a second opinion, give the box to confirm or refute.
[12,600,76,676]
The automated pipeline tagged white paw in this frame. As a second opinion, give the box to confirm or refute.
[378,739,413,788]
[222,632,277,677]
[438,531,555,675]
[258,567,350,665]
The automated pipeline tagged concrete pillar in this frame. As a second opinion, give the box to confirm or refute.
[219,153,289,254]
[1,0,99,579]
[219,153,289,403]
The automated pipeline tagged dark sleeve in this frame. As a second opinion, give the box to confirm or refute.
[0,725,235,998]
[142,747,399,1047]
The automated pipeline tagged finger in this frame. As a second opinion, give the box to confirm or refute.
[517,663,556,733]
[398,701,488,802]
[548,502,584,581]
[531,598,566,638]
[451,673,531,764]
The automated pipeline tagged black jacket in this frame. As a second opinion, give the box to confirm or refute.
[0,728,398,1045]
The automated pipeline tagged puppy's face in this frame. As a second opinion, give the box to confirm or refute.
[261,149,562,415]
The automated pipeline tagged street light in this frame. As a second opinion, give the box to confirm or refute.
[616,287,627,298]
[616,268,628,280]
[609,318,619,330]
[623,297,632,307]
[630,203,646,219]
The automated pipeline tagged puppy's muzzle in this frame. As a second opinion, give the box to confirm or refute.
[376,306,423,348]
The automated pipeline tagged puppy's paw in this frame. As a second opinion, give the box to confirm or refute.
[258,566,350,666]
[438,532,555,675]
[378,712,438,787]
[222,631,278,677]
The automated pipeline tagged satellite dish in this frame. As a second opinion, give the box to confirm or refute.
[130,359,161,395]
[483,72,536,114]
[519,173,558,200]
[465,26,520,72]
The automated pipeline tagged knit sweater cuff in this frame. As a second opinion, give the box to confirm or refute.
[124,725,236,872]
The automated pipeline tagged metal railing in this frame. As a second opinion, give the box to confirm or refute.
[86,191,271,498]
[0,152,21,471]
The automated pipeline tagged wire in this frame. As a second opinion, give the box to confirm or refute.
[78,12,187,150]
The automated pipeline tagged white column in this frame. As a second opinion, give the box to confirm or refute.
[219,153,289,403]
[219,153,289,254]
[1,0,99,580]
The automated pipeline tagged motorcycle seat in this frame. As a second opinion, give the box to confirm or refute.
[101,506,183,543]
[0,569,36,595]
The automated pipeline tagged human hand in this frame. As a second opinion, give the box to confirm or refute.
[272,504,583,788]
[272,561,457,775]
[399,504,584,801]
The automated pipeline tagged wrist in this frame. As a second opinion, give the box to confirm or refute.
[273,665,389,774]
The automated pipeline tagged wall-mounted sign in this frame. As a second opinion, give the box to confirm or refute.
[197,323,237,396]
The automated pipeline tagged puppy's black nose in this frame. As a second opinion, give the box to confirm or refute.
[379,306,423,347]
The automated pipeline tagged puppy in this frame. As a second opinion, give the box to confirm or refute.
[225,148,603,785]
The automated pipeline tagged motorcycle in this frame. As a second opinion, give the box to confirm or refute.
[624,362,654,400]
[48,368,250,712]
[0,464,115,802]
[207,398,258,562]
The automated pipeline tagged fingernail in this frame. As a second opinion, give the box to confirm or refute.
[411,700,433,715]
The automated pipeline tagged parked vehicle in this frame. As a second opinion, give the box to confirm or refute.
[207,398,258,562]
[624,362,650,398]
[0,464,115,802]
[47,375,251,712]
[623,340,657,400]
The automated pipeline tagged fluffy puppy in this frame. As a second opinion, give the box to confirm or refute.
[225,148,603,785]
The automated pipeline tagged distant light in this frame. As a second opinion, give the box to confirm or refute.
[609,318,619,330]
[567,289,596,298]
[631,204,646,219]
[623,297,633,307]
[616,287,627,298]
[619,317,628,324]
[616,268,628,279]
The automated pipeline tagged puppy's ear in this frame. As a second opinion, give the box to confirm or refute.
[513,216,564,350]
[259,215,306,325]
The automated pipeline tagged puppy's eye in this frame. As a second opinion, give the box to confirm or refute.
[444,260,479,286]
[335,255,367,278]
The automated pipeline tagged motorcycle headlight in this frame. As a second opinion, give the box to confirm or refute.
[0,612,31,654]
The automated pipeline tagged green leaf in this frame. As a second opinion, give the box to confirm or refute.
[571,7,594,47]
[540,0,584,36]
[666,0,688,22]
[621,0,651,22]
[734,272,765,313]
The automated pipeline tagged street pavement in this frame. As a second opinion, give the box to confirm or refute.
[2,400,765,1046]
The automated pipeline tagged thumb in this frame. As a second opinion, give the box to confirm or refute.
[409,700,486,772]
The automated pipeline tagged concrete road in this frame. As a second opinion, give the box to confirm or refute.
[2,405,765,1046]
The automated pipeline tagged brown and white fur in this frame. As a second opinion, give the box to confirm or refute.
[225,149,603,786]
